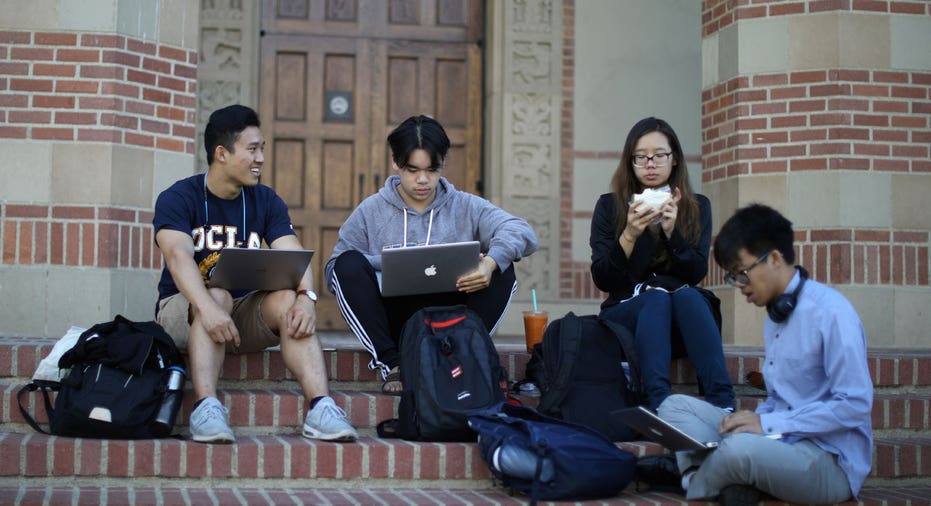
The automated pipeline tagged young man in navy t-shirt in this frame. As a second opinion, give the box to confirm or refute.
[153,105,357,443]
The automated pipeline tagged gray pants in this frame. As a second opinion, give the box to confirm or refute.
[657,394,852,503]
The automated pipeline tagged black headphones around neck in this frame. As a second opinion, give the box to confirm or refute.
[766,266,809,323]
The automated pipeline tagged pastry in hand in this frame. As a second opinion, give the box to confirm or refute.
[631,186,672,211]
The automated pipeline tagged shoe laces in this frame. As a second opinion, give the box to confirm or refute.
[198,400,228,422]
[317,401,348,422]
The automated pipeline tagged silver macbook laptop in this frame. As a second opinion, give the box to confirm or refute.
[612,406,719,452]
[209,248,314,291]
[380,241,481,297]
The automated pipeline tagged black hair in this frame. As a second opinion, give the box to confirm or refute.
[204,105,261,165]
[714,204,796,270]
[386,115,450,169]
[609,116,700,242]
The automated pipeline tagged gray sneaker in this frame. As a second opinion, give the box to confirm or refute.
[302,397,358,441]
[189,397,235,444]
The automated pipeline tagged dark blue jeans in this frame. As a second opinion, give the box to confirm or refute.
[599,288,734,411]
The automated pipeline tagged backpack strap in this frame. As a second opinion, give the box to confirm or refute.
[537,313,582,414]
[529,444,548,506]
[599,318,643,405]
[17,382,57,435]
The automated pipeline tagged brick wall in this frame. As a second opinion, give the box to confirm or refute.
[2,204,158,270]
[0,30,197,271]
[702,70,931,180]
[0,31,197,149]
[708,229,930,289]
[703,0,931,36]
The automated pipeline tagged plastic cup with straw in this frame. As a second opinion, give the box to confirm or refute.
[523,288,547,352]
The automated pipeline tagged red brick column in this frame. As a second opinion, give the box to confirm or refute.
[0,30,197,271]
[701,1,930,290]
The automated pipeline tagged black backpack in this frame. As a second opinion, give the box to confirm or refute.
[18,315,186,439]
[468,402,636,505]
[534,312,642,441]
[395,305,508,441]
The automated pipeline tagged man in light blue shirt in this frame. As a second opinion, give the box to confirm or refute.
[656,204,873,505]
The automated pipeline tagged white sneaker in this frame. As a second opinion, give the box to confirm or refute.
[302,397,358,441]
[189,397,235,444]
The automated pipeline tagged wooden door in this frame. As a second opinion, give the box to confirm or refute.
[259,0,484,329]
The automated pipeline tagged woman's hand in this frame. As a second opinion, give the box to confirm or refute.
[659,187,681,237]
[621,199,661,246]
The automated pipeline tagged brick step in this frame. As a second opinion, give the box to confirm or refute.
[0,430,926,482]
[7,383,930,433]
[1,483,928,506]
[4,336,931,388]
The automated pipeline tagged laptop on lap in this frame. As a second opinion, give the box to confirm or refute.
[209,248,314,291]
[612,406,719,451]
[380,241,481,297]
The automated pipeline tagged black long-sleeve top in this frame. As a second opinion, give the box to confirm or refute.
[589,192,713,308]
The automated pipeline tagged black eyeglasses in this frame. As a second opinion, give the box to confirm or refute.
[632,152,672,168]
[723,250,773,287]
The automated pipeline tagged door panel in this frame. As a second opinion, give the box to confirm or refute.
[260,0,483,330]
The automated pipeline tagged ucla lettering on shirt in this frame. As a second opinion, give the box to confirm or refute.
[192,226,262,252]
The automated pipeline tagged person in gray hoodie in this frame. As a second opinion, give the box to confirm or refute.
[325,115,539,394]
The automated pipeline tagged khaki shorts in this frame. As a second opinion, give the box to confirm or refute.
[156,291,279,353]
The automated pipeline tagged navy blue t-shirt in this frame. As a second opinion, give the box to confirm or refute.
[153,173,295,301]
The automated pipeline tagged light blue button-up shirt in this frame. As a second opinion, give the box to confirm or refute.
[756,270,873,497]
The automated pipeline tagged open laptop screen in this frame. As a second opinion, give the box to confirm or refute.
[380,241,480,297]
[209,248,314,291]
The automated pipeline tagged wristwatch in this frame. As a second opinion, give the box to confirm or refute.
[299,289,318,303]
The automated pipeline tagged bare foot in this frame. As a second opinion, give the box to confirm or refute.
[382,366,402,395]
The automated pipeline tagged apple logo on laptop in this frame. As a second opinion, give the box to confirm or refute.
[424,265,437,276]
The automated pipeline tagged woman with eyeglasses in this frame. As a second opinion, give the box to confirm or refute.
[325,115,539,396]
[590,117,734,412]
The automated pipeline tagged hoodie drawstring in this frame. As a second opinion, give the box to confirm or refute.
[425,209,434,245]
[402,209,408,247]
[401,208,435,247]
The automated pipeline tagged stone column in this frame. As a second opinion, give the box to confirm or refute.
[0,1,199,336]
[485,0,563,330]
[701,1,931,346]
[196,0,260,170]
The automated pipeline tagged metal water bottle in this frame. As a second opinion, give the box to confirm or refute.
[492,444,555,481]
[152,366,186,437]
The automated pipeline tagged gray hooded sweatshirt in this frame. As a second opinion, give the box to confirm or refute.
[325,175,539,293]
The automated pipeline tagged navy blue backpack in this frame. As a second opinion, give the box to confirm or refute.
[468,402,636,504]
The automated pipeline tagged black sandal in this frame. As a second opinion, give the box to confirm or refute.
[381,370,402,396]
[376,418,400,438]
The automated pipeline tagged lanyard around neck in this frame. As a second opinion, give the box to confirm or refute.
[203,172,246,244]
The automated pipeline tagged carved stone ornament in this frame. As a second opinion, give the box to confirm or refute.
[511,94,553,136]
[201,0,245,20]
[509,143,551,197]
[197,0,259,170]
[510,198,552,292]
[512,41,552,86]
[495,0,562,300]
[511,0,553,33]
